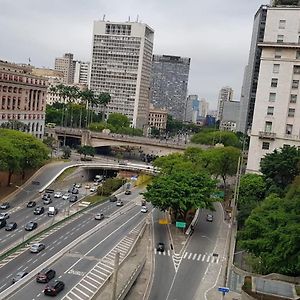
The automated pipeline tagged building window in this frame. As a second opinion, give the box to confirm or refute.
[273,64,280,73]
[277,35,284,43]
[290,94,297,103]
[293,65,300,74]
[262,142,270,150]
[265,121,272,132]
[275,49,282,59]
[288,108,295,117]
[279,20,286,29]
[292,80,299,89]
[286,124,293,134]
[271,78,278,87]
[269,92,276,102]
[296,50,300,60]
[267,106,274,116]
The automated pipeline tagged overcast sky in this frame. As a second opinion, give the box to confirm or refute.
[0,0,268,109]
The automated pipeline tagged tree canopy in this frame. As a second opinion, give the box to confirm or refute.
[107,113,130,128]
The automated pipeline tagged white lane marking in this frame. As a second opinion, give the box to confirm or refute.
[188,253,192,259]
[193,253,197,260]
[74,286,89,297]
[197,254,202,261]
[183,252,188,259]
[202,254,206,262]
[69,291,84,300]
[206,256,210,263]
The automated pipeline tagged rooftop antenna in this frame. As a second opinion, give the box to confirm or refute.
[136,14,139,22]
[102,14,106,21]
[128,16,130,22]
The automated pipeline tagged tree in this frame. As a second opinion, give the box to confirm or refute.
[61,146,71,159]
[143,169,216,221]
[77,145,95,159]
[107,113,130,129]
[0,120,29,131]
[260,145,300,192]
[98,92,111,121]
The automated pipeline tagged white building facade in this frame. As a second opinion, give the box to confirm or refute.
[89,21,154,129]
[217,86,233,121]
[74,61,90,86]
[247,6,300,173]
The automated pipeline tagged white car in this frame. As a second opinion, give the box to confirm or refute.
[116,200,124,207]
[0,212,9,220]
[85,184,91,189]
[54,192,62,198]
[62,193,71,200]
[95,213,104,220]
[141,206,148,213]
[75,183,82,188]
[90,187,97,192]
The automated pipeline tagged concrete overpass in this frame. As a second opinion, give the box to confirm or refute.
[45,127,206,156]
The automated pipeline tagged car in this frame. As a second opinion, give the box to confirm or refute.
[141,206,148,213]
[5,222,17,231]
[12,271,28,284]
[141,200,147,206]
[42,194,51,200]
[24,221,38,231]
[69,195,78,203]
[54,192,62,198]
[116,200,124,207]
[206,214,213,222]
[125,190,131,195]
[85,184,91,189]
[44,280,65,296]
[93,181,100,186]
[90,186,97,192]
[72,188,79,194]
[62,193,70,200]
[36,268,56,283]
[0,212,9,220]
[43,198,52,205]
[30,243,45,253]
[27,201,36,208]
[48,207,58,216]
[95,213,104,220]
[74,183,82,188]
[109,196,118,202]
[0,202,10,210]
[68,187,74,193]
[157,242,165,252]
[0,219,7,229]
[34,206,44,215]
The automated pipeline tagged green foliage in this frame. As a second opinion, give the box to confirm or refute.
[260,145,300,192]
[61,146,71,159]
[88,122,115,132]
[191,130,241,148]
[143,168,216,220]
[107,113,130,128]
[166,115,200,136]
[100,177,124,196]
[238,188,300,276]
[77,145,95,158]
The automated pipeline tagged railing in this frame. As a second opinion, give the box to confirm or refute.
[258,131,276,140]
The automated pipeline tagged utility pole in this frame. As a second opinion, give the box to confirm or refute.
[111,251,120,300]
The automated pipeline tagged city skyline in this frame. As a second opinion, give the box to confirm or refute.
[0,0,268,109]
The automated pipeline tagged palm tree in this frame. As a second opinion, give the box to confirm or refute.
[98,92,111,122]
[66,86,80,127]
[80,89,95,128]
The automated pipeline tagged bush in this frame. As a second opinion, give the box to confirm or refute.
[100,178,124,196]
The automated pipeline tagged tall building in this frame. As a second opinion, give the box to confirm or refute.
[247,4,300,173]
[185,95,199,123]
[219,101,240,132]
[150,55,190,121]
[89,20,154,129]
[199,98,209,118]
[148,104,168,131]
[54,53,75,84]
[217,86,233,121]
[74,61,90,86]
[0,60,48,138]
[237,5,268,133]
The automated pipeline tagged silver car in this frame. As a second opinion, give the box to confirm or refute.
[30,243,45,253]
[0,212,9,220]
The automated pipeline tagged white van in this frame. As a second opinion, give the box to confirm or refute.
[48,207,58,216]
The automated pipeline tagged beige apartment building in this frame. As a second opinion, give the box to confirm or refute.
[54,53,75,84]
[247,5,300,173]
[89,20,154,129]
[148,104,167,131]
[0,60,48,138]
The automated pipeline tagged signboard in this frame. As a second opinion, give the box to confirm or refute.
[218,287,229,293]
[159,218,169,225]
[176,221,186,229]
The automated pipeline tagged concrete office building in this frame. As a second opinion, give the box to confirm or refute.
[219,101,240,132]
[54,53,75,84]
[74,61,90,86]
[199,98,209,118]
[217,86,233,121]
[150,55,190,121]
[185,95,199,123]
[0,60,48,138]
[89,20,154,129]
[238,5,268,133]
[247,5,300,173]
[148,104,168,131]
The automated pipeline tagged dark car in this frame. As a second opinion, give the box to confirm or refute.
[69,195,78,203]
[157,242,165,252]
[68,187,74,193]
[72,188,79,194]
[43,198,52,205]
[0,219,7,229]
[42,193,51,200]
[206,214,213,222]
[27,201,36,208]
[24,221,38,231]
[125,190,131,195]
[12,271,28,284]
[5,222,17,231]
[34,206,44,215]
[0,202,10,210]
[109,196,118,202]
[36,268,56,283]
[44,280,65,296]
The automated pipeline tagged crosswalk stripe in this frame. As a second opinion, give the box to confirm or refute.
[183,252,188,259]
[207,256,210,263]
[193,253,197,260]
[167,250,170,256]
[202,254,206,261]
[188,253,192,259]
[197,254,202,261]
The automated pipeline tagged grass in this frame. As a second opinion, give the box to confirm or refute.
[135,173,153,187]
[84,194,107,205]
[55,166,77,182]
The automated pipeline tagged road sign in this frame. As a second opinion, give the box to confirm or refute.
[176,221,186,229]
[218,287,229,293]
[159,218,169,225]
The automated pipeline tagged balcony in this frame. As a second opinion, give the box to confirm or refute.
[259,131,276,140]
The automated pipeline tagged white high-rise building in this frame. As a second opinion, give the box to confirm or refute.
[54,53,75,84]
[89,20,154,128]
[217,86,233,121]
[74,61,90,86]
[247,5,300,173]
[199,98,209,118]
